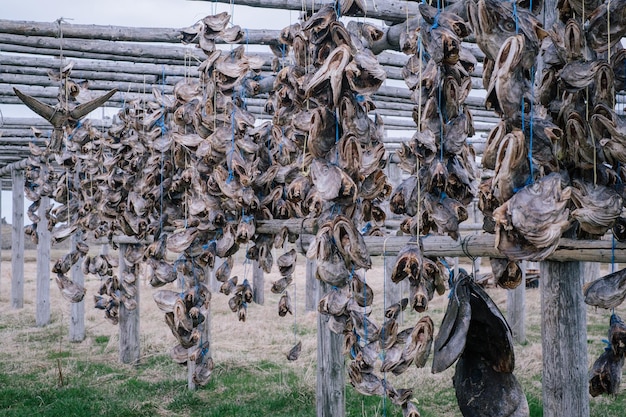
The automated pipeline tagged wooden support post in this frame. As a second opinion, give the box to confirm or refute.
[210,257,222,293]
[252,260,264,305]
[383,252,401,311]
[540,261,589,417]
[506,261,526,344]
[581,262,600,284]
[11,169,24,309]
[0,181,3,294]
[305,259,318,312]
[316,280,345,417]
[188,266,212,390]
[69,232,85,342]
[118,243,140,365]
[35,193,51,326]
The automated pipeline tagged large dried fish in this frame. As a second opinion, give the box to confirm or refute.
[584,268,626,309]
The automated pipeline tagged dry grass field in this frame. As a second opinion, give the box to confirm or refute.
[1,246,626,416]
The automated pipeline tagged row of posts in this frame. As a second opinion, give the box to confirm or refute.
[0,166,606,416]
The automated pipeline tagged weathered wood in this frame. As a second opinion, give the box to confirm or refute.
[383,242,402,311]
[305,259,318,312]
[581,262,600,284]
[195,0,419,23]
[506,261,526,344]
[11,168,24,309]
[298,233,626,263]
[540,261,589,417]
[118,243,141,365]
[316,281,345,417]
[69,232,85,342]
[35,193,51,327]
[252,260,265,305]
[0,181,2,294]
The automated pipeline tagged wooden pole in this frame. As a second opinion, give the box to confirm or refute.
[506,261,526,344]
[192,0,419,23]
[252,260,264,305]
[118,243,140,365]
[316,281,345,417]
[0,181,3,295]
[69,232,85,342]
[210,257,222,293]
[540,261,589,417]
[35,192,51,326]
[383,250,401,312]
[11,168,24,309]
[305,259,317,312]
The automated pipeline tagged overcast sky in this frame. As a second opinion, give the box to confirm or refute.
[1,0,295,221]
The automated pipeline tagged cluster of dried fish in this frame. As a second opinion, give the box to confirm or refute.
[589,313,626,396]
[473,0,626,262]
[269,5,419,412]
[392,2,479,242]
[432,272,529,416]
[469,0,573,262]
[16,63,120,304]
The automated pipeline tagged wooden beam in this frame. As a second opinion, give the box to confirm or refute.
[540,261,589,417]
[118,243,141,365]
[190,0,420,23]
[11,168,24,309]
[69,232,85,341]
[36,191,51,327]
[316,280,345,417]
[296,232,626,263]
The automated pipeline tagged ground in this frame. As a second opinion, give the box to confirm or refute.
[0,247,625,416]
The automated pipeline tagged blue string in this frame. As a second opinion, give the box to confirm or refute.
[67,120,83,141]
[513,1,519,34]
[335,109,340,165]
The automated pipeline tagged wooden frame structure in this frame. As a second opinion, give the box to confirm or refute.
[0,1,622,416]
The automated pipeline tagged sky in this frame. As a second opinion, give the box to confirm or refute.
[0,0,295,221]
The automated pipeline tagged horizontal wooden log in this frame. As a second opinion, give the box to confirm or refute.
[294,232,626,263]
[190,0,420,23]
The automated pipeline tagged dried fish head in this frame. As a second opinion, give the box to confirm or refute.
[584,268,626,310]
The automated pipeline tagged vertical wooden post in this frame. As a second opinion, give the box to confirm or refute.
[11,169,24,309]
[118,243,140,365]
[506,260,526,344]
[252,259,264,305]
[0,181,3,294]
[69,232,85,341]
[188,266,212,390]
[540,261,589,417]
[316,280,345,417]
[305,259,318,312]
[383,252,401,311]
[210,256,222,292]
[36,193,51,326]
[581,262,600,285]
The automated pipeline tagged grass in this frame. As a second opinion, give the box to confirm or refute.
[2,256,626,416]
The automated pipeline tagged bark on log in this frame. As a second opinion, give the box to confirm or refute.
[11,168,24,309]
[540,261,589,417]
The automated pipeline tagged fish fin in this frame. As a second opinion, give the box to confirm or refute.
[13,87,59,126]
[70,88,118,120]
